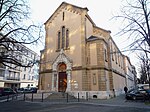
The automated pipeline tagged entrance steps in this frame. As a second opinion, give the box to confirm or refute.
[46,92,76,99]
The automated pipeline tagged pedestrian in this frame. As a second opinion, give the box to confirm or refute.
[113,89,116,97]
[13,87,17,93]
[124,86,128,94]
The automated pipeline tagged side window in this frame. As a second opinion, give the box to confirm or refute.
[140,90,146,94]
[93,73,97,85]
[118,54,120,66]
[104,49,108,62]
[4,88,10,92]
[115,49,118,64]
[23,74,26,79]
[111,43,114,61]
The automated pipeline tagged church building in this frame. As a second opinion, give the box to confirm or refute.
[39,2,136,99]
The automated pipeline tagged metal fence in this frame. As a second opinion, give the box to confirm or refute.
[0,92,89,103]
[1,92,150,103]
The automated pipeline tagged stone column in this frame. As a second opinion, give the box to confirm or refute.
[52,71,57,91]
[51,72,54,91]
[56,73,58,92]
[66,70,71,91]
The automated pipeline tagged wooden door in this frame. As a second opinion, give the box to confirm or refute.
[58,72,67,92]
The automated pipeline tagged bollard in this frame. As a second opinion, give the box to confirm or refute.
[86,92,88,101]
[67,93,68,102]
[7,94,9,102]
[41,92,44,102]
[16,93,18,100]
[12,95,14,100]
[78,93,80,102]
[31,92,33,102]
[23,92,26,101]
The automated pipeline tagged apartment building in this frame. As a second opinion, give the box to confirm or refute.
[0,37,39,89]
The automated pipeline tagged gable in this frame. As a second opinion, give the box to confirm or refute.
[45,2,89,26]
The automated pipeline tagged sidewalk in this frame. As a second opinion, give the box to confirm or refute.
[1,93,149,109]
[84,94,150,109]
[26,93,150,109]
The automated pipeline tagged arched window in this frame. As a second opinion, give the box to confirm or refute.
[57,26,69,51]
[58,31,61,49]
[66,29,69,48]
[62,26,65,48]
[115,49,118,64]
[104,49,108,62]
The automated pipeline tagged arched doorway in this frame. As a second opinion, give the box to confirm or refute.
[52,49,72,92]
[58,63,67,92]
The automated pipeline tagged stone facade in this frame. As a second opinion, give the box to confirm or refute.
[124,56,137,90]
[39,2,136,99]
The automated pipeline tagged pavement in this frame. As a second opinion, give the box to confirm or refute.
[0,93,150,110]
[82,94,150,109]
[23,94,150,109]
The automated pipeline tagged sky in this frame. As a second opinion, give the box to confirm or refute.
[28,0,139,72]
[29,0,122,36]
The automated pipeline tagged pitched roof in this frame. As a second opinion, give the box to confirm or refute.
[87,36,99,41]
[44,2,89,25]
[44,2,110,34]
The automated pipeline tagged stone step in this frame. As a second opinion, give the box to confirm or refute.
[46,92,76,99]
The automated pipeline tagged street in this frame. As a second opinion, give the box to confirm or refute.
[0,101,150,112]
[0,94,150,112]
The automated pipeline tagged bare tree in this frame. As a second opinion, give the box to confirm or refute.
[138,53,150,86]
[115,0,150,53]
[114,0,150,87]
[0,0,42,68]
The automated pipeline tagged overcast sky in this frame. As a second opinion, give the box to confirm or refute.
[28,0,139,71]
[29,0,122,35]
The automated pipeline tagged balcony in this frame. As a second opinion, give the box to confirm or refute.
[6,76,20,81]
[0,74,4,77]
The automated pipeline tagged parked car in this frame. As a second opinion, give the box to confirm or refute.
[137,84,149,90]
[30,87,38,93]
[145,89,150,100]
[17,88,32,93]
[17,87,38,93]
[0,87,16,96]
[126,89,150,100]
[16,88,24,93]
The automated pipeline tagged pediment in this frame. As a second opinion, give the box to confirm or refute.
[52,49,72,71]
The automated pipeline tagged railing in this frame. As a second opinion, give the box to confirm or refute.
[1,92,150,103]
[6,76,20,81]
[0,94,19,102]
[21,92,80,103]
[0,92,89,103]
